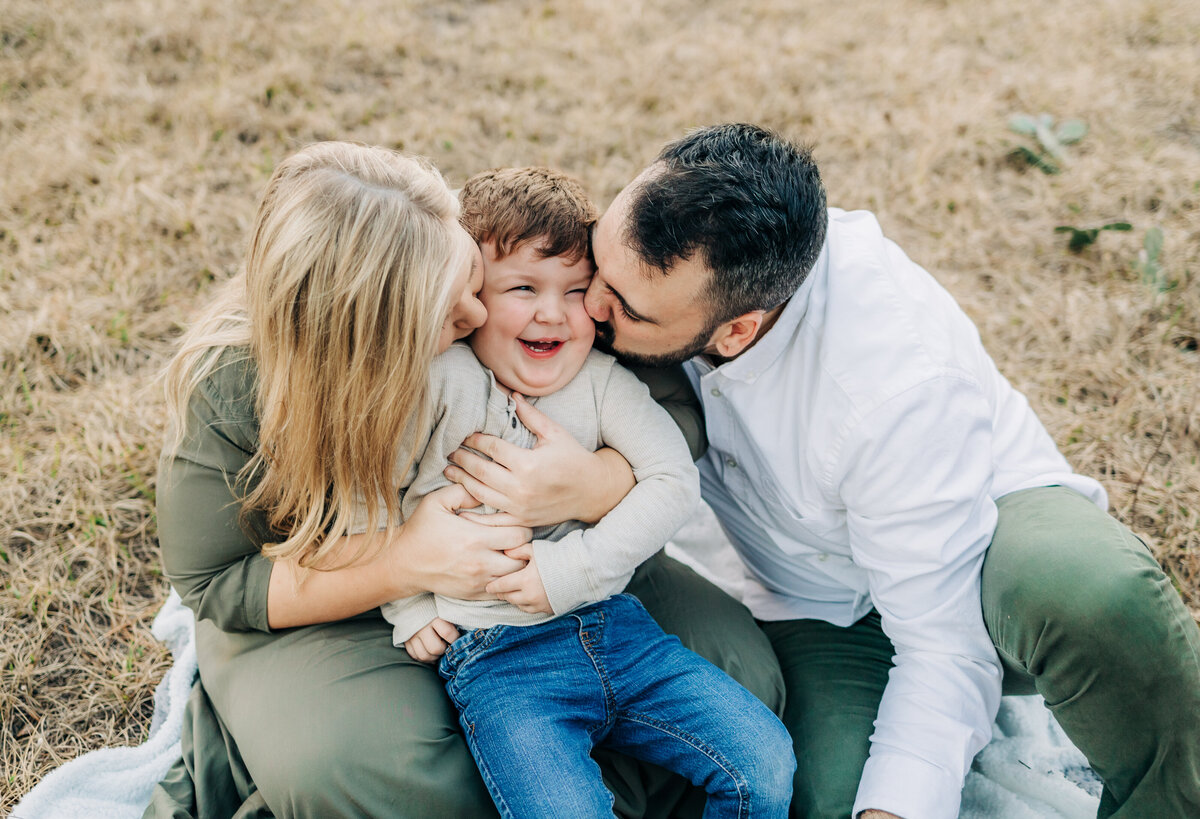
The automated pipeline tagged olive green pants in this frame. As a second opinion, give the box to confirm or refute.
[760,486,1200,819]
[144,552,786,819]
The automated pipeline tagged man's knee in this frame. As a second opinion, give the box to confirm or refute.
[986,543,1191,692]
[793,769,859,819]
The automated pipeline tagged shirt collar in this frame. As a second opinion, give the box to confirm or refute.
[694,249,822,383]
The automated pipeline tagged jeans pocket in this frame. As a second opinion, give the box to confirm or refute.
[439,625,506,683]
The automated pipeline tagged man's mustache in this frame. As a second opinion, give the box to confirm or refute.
[592,319,615,352]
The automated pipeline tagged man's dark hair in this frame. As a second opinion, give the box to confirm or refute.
[626,123,827,322]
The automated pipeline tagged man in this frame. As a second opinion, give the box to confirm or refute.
[585,123,1200,819]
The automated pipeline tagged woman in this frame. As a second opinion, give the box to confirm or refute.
[146,142,783,818]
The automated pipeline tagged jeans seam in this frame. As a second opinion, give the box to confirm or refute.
[576,610,616,725]
[460,717,519,819]
[620,710,751,818]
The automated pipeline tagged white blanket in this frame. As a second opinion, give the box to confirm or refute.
[14,508,1101,819]
[12,591,198,819]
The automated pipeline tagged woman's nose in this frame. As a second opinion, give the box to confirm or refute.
[456,293,486,332]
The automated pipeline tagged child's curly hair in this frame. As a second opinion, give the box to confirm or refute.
[459,166,597,263]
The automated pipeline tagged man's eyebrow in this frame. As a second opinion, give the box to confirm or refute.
[606,282,660,325]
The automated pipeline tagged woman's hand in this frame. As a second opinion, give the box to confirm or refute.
[266,484,530,630]
[443,393,635,527]
[392,484,532,600]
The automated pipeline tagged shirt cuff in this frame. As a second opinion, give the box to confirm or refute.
[244,552,275,633]
[533,537,595,615]
[381,595,441,646]
[853,750,964,819]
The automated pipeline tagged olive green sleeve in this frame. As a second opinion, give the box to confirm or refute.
[626,363,708,462]
[156,352,275,633]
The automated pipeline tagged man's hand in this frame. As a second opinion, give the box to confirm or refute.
[443,393,634,527]
[484,543,552,614]
[404,618,461,663]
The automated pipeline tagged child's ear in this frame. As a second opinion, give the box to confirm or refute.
[708,311,767,358]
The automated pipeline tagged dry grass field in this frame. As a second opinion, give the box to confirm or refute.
[2,0,1198,810]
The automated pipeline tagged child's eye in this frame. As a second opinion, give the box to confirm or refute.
[510,285,534,293]
[567,288,588,296]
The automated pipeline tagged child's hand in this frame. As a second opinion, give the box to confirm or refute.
[485,544,552,614]
[404,618,461,663]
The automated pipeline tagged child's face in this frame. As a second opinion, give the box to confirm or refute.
[470,239,596,397]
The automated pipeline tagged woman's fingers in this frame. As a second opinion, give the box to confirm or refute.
[443,458,508,511]
[428,481,482,511]
[503,543,534,561]
[458,433,525,470]
[485,569,525,597]
[455,509,523,528]
[401,488,531,600]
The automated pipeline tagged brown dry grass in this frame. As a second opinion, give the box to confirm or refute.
[2,0,1198,810]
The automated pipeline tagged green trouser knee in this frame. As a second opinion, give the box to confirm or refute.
[761,486,1200,819]
[144,552,784,819]
[759,612,894,819]
[983,486,1200,818]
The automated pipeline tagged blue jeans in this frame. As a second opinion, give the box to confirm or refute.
[438,594,795,818]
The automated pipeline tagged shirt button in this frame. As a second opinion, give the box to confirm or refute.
[710,387,722,397]
[818,554,829,562]
[726,457,738,469]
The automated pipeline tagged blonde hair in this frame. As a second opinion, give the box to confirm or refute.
[163,142,471,568]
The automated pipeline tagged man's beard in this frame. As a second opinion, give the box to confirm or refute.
[592,319,716,369]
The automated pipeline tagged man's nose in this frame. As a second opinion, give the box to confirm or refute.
[584,281,608,321]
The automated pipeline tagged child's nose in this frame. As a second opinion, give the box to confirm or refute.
[534,294,566,323]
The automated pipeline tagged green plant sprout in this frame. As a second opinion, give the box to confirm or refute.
[1009,114,1088,174]
[1054,221,1131,253]
[1136,227,1168,294]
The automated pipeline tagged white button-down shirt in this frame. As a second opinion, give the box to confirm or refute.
[685,208,1106,819]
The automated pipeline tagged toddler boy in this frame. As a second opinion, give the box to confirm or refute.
[372,167,795,818]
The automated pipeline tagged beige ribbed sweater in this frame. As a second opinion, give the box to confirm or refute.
[370,341,700,645]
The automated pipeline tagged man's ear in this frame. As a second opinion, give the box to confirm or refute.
[707,311,767,359]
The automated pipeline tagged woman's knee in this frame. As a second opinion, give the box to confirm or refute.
[212,626,495,818]
[255,700,495,818]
